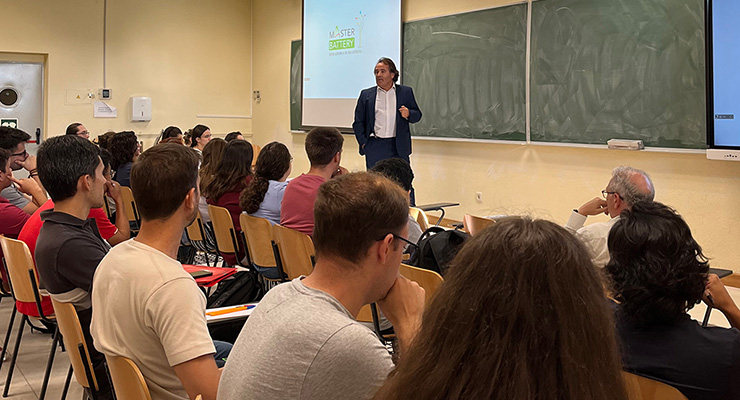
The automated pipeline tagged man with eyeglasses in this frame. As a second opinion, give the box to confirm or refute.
[65,122,90,139]
[0,126,46,214]
[219,172,425,400]
[564,166,655,269]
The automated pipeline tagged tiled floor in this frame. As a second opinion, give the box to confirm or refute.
[0,297,84,400]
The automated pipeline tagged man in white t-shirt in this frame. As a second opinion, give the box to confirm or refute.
[564,165,655,268]
[218,172,426,400]
[91,143,228,400]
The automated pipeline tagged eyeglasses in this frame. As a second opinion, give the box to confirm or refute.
[10,149,27,159]
[601,190,621,199]
[378,233,419,250]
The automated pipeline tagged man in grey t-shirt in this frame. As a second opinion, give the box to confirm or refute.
[218,172,426,400]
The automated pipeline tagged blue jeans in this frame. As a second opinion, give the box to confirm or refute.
[214,340,232,367]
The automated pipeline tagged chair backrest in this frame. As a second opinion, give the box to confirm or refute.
[185,211,205,242]
[272,225,315,279]
[409,207,430,231]
[240,214,277,268]
[106,355,152,400]
[356,305,373,323]
[622,371,688,400]
[119,186,140,228]
[0,236,42,304]
[50,299,98,390]
[399,263,444,305]
[251,143,261,171]
[463,214,495,236]
[208,204,238,254]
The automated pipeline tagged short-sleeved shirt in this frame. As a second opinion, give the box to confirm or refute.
[19,199,117,258]
[34,210,111,310]
[1,185,30,210]
[616,309,740,400]
[280,174,326,235]
[218,278,393,400]
[249,180,288,225]
[91,239,216,400]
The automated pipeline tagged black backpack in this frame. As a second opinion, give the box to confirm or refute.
[206,270,264,308]
[408,227,470,276]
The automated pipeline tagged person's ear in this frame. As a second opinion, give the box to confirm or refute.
[333,151,341,165]
[185,187,198,210]
[79,174,92,193]
[375,233,394,265]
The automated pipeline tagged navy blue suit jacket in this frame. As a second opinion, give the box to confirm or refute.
[352,84,422,158]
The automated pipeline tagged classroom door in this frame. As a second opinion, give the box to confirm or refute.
[0,62,44,179]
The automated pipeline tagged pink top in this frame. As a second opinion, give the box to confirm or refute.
[280,174,326,235]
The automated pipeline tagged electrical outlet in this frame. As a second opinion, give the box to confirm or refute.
[475,192,483,202]
[253,90,261,103]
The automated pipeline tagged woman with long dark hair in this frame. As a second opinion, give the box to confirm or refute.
[186,124,212,153]
[203,140,253,266]
[198,138,228,223]
[109,131,140,187]
[374,217,629,400]
[239,142,291,225]
[155,126,183,144]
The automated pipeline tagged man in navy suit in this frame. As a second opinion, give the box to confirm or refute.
[353,57,422,170]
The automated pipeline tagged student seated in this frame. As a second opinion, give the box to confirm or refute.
[374,216,629,400]
[110,131,140,187]
[564,166,654,268]
[0,126,47,213]
[187,124,212,153]
[280,127,347,235]
[203,140,253,266]
[370,157,423,245]
[198,138,228,223]
[65,122,90,139]
[240,141,292,226]
[92,143,230,400]
[606,201,740,400]
[219,172,425,400]
[156,126,183,144]
[32,136,115,397]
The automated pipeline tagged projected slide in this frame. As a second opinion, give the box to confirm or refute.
[303,0,401,128]
[712,0,740,147]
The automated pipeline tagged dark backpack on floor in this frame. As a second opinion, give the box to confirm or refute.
[207,270,264,308]
[408,227,470,276]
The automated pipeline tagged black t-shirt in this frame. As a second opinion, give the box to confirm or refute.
[616,308,740,400]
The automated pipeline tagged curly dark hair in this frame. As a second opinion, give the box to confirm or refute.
[109,131,138,171]
[202,140,253,201]
[606,201,709,327]
[240,142,291,214]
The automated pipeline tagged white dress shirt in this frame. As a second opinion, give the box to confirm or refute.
[373,85,397,138]
[564,211,620,269]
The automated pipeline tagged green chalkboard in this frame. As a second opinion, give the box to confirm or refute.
[403,5,528,140]
[530,0,706,148]
[290,40,302,131]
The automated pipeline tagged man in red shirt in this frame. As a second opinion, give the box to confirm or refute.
[280,127,347,235]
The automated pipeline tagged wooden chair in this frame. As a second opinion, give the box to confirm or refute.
[251,143,261,172]
[50,299,103,400]
[0,236,61,400]
[240,214,286,282]
[185,211,221,266]
[622,371,688,400]
[399,263,444,305]
[208,204,248,267]
[120,186,140,233]
[272,225,315,279]
[409,207,430,231]
[106,355,152,400]
[463,214,495,236]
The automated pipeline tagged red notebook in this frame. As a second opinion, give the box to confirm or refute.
[183,265,238,287]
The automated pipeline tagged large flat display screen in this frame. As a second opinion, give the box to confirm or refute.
[708,0,740,148]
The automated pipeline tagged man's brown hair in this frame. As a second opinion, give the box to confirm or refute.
[131,143,199,221]
[305,127,343,166]
[313,172,408,264]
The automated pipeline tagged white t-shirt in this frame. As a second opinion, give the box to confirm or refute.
[91,239,215,400]
[218,278,393,400]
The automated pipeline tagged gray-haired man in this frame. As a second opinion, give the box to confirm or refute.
[564,166,655,268]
